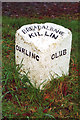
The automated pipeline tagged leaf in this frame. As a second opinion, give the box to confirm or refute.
[15,95,21,107]
[38,79,47,89]
[44,114,56,119]
[1,91,10,98]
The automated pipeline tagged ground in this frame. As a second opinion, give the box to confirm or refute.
[2,2,79,19]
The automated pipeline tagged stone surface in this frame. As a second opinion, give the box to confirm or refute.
[15,23,72,89]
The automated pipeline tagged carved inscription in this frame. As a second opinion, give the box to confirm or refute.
[16,45,39,61]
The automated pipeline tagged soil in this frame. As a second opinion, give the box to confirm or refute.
[2,2,79,19]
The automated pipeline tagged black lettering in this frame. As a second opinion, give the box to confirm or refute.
[36,55,39,61]
[26,50,29,56]
[22,29,27,34]
[55,53,59,58]
[32,53,36,59]
[37,32,43,36]
[38,25,41,30]
[28,27,32,31]
[59,51,62,56]
[52,34,58,39]
[54,29,59,33]
[51,54,55,60]
[50,33,53,37]
[63,49,67,55]
[45,31,49,36]
[16,45,40,61]
[18,46,21,52]
[16,45,19,50]
[28,33,34,38]
[25,28,29,32]
[34,32,37,36]
[22,48,25,54]
[50,27,54,31]
[59,31,64,36]
[29,51,31,57]
[42,25,46,29]
[33,26,37,31]
[46,26,50,30]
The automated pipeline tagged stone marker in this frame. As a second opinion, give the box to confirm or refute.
[15,23,72,89]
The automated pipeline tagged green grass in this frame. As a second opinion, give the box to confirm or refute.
[2,16,79,119]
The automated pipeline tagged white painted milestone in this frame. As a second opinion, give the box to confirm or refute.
[15,23,72,89]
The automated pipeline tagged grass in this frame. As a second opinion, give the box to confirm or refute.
[2,16,79,119]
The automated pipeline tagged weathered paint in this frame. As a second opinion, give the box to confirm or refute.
[15,23,72,89]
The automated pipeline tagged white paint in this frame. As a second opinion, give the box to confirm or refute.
[15,23,72,89]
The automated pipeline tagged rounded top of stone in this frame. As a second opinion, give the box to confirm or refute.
[16,23,72,51]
